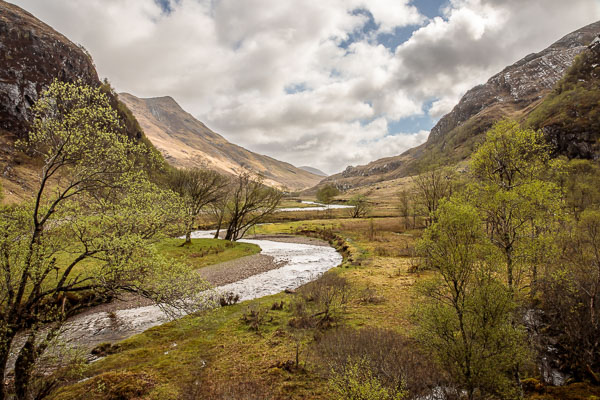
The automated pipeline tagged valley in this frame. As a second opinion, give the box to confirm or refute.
[1,1,600,399]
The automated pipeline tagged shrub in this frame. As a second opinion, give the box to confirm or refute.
[328,357,407,400]
[312,327,444,398]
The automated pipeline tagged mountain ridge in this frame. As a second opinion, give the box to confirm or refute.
[119,93,324,191]
[320,20,600,190]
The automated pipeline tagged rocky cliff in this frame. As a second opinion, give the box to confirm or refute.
[119,93,324,191]
[0,1,157,202]
[321,20,600,190]
[527,35,600,159]
[0,0,99,137]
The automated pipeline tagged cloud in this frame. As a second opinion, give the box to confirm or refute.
[10,0,600,174]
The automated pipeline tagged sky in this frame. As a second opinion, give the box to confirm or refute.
[11,0,600,174]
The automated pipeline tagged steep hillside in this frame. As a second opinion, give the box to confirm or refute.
[119,93,323,190]
[0,0,162,203]
[322,20,600,190]
[527,36,600,158]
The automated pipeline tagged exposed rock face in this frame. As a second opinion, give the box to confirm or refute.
[319,21,600,191]
[536,35,600,160]
[0,0,99,137]
[119,93,324,191]
[427,20,600,146]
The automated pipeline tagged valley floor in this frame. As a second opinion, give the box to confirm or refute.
[49,214,600,400]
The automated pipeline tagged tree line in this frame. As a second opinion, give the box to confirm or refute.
[410,120,600,399]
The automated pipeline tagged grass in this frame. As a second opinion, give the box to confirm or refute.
[51,215,428,399]
[153,238,260,269]
[46,212,597,399]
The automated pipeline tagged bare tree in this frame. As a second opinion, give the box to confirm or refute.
[412,168,455,227]
[347,194,371,218]
[169,168,229,244]
[224,173,283,241]
[398,189,412,229]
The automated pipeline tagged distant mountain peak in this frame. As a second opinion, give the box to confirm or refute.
[119,93,324,190]
[299,166,328,177]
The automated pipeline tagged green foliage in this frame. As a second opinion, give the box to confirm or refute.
[0,81,211,399]
[471,120,551,188]
[540,209,600,380]
[468,119,562,290]
[415,200,527,399]
[328,357,407,400]
[316,184,340,205]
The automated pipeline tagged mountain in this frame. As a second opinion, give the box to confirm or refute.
[321,20,600,190]
[0,0,160,203]
[527,36,600,158]
[299,166,328,177]
[119,93,324,191]
[0,0,99,137]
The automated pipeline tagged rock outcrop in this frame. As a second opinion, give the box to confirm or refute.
[0,0,99,137]
[531,35,600,159]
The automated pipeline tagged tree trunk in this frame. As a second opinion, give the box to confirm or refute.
[14,334,36,399]
[0,330,16,400]
[506,245,514,290]
[213,211,224,239]
[184,230,192,244]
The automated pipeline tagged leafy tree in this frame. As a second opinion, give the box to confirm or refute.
[169,167,229,244]
[223,173,282,241]
[0,81,210,399]
[415,200,526,399]
[468,119,561,291]
[316,184,340,205]
[348,194,371,218]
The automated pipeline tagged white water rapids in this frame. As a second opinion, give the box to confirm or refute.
[61,230,342,347]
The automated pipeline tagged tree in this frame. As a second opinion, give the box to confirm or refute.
[397,189,413,229]
[223,173,283,241]
[414,200,526,399]
[348,194,371,218]
[540,209,600,381]
[316,184,340,205]
[468,119,561,291]
[412,167,454,227]
[0,81,210,399]
[169,167,229,244]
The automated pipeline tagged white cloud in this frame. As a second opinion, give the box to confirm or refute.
[10,0,600,174]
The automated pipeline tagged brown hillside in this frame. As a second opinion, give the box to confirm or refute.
[119,93,324,191]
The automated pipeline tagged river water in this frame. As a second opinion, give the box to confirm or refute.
[276,200,354,212]
[61,231,342,347]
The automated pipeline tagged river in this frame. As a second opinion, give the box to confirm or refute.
[60,230,342,348]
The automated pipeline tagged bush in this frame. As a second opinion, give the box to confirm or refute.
[288,272,350,329]
[328,357,407,400]
[218,292,240,307]
[312,327,444,398]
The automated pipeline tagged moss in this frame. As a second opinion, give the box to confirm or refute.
[52,371,157,400]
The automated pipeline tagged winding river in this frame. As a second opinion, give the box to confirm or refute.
[61,230,342,347]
